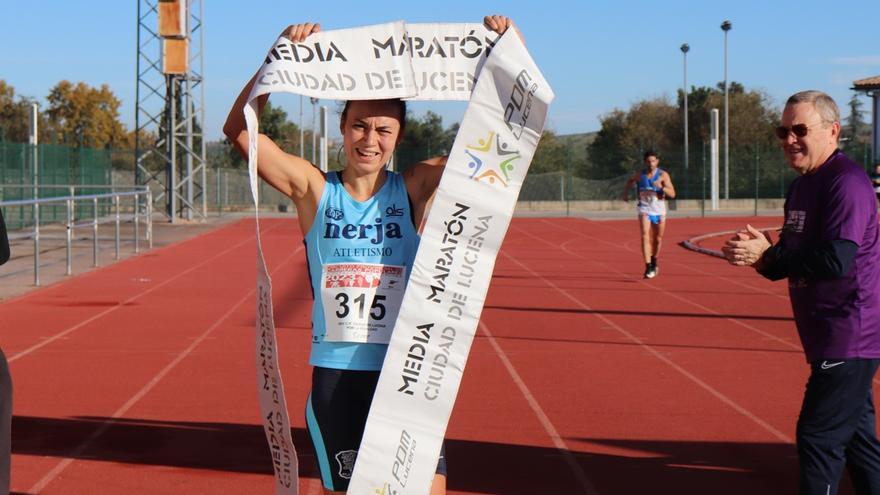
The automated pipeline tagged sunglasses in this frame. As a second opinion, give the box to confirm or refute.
[774,122,824,140]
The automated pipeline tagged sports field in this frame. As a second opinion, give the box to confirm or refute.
[1,215,853,494]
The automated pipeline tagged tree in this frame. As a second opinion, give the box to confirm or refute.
[843,93,874,165]
[671,82,777,148]
[45,81,127,148]
[672,82,779,196]
[588,82,780,182]
[586,109,629,178]
[530,130,568,174]
[402,111,455,155]
[117,128,160,171]
[846,93,865,140]
[587,98,679,178]
[222,100,306,169]
[844,93,869,158]
[624,97,679,151]
[259,100,301,152]
[395,111,456,170]
[0,80,43,143]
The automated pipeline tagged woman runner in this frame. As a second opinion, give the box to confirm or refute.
[224,15,518,495]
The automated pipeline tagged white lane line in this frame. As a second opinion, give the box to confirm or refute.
[680,227,780,260]
[542,220,801,352]
[1,219,248,305]
[8,221,283,363]
[574,219,880,387]
[675,262,790,302]
[574,217,791,301]
[479,320,600,495]
[28,244,303,493]
[573,246,802,352]
[503,226,792,444]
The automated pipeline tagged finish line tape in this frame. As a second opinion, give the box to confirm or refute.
[244,22,554,495]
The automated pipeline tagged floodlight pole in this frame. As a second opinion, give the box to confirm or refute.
[681,43,689,198]
[721,20,732,200]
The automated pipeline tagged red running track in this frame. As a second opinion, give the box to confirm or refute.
[0,216,869,494]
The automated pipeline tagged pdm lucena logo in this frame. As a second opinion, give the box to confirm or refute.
[462,131,520,187]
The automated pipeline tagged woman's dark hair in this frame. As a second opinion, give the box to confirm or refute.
[340,99,407,134]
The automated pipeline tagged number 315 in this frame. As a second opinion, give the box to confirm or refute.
[335,293,386,320]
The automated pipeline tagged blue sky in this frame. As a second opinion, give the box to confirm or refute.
[2,1,878,141]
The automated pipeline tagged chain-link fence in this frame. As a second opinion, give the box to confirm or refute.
[390,142,809,203]
[1,142,115,228]
[196,144,820,211]
[205,167,293,213]
[4,139,874,222]
[568,143,873,202]
[654,145,800,201]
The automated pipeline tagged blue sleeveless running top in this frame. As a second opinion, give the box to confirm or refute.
[637,168,663,194]
[304,171,420,370]
[636,168,666,215]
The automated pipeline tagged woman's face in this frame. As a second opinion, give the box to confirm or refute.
[341,100,402,174]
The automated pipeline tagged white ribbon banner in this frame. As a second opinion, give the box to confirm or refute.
[248,23,497,104]
[399,23,499,101]
[347,31,554,495]
[244,22,552,495]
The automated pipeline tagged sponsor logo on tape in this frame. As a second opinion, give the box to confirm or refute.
[464,131,520,187]
[503,69,539,140]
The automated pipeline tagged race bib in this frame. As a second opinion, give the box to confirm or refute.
[321,263,405,343]
[639,190,659,203]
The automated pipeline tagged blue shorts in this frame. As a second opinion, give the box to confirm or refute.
[306,367,447,491]
[640,213,663,225]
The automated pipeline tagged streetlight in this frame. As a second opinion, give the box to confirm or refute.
[721,19,731,200]
[680,43,689,199]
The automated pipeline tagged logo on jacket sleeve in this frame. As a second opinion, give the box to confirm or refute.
[784,210,806,233]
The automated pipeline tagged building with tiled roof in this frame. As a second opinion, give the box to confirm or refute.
[852,76,879,164]
[854,76,880,89]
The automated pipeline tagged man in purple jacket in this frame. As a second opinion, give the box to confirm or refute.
[724,90,880,495]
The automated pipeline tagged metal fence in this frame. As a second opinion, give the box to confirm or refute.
[196,152,796,212]
[557,143,873,202]
[0,142,113,185]
[0,142,115,226]
[393,142,806,202]
[6,140,874,216]
[206,168,293,213]
[0,188,153,285]
[649,145,799,201]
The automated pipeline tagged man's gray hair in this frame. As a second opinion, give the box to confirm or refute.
[786,90,840,124]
